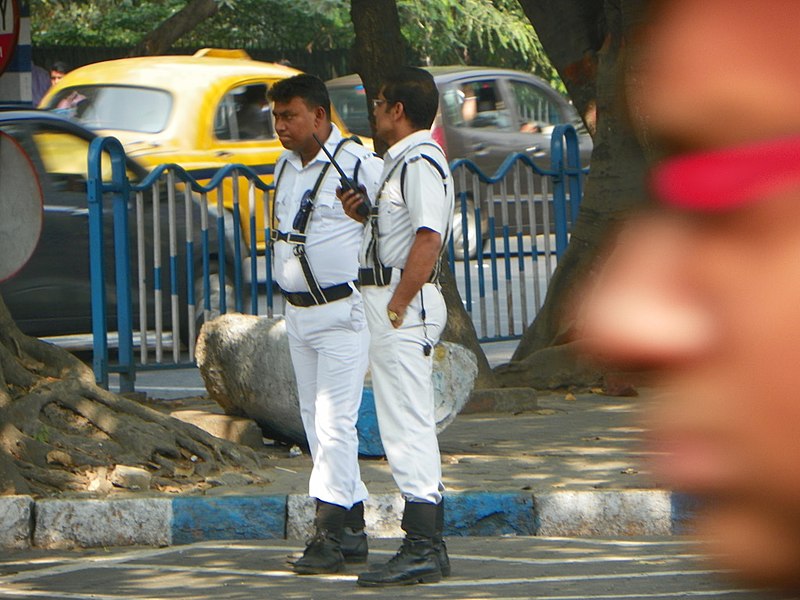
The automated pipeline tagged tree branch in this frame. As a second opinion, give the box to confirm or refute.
[129,0,221,57]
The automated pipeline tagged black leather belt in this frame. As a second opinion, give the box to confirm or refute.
[358,267,393,287]
[358,266,438,287]
[270,230,307,244]
[281,282,353,307]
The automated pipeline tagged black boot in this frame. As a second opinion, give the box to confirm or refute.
[342,501,368,563]
[433,499,451,577]
[357,501,441,587]
[293,500,345,575]
[356,535,442,587]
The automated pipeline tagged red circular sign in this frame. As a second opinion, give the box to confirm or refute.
[0,0,20,76]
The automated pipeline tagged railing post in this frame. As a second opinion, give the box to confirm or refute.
[550,124,582,258]
[88,136,135,392]
[88,139,108,389]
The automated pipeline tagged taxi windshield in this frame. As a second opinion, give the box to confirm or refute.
[46,85,172,134]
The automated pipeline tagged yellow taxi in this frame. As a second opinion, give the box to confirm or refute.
[39,49,355,253]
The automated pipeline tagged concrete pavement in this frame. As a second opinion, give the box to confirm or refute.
[1,340,784,598]
[1,387,699,549]
[0,536,770,599]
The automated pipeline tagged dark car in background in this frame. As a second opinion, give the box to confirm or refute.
[327,67,593,256]
[0,110,225,341]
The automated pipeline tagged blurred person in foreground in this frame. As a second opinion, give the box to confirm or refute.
[579,0,800,592]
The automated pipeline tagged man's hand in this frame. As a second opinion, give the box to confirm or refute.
[386,305,405,329]
[387,228,441,329]
[337,186,369,223]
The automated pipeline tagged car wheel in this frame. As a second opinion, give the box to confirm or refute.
[451,197,486,260]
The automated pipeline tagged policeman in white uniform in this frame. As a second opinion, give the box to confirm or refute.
[340,67,455,587]
[267,74,383,575]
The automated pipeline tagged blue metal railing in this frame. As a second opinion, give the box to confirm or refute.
[87,138,272,391]
[88,125,586,390]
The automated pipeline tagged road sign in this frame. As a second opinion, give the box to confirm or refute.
[0,0,20,76]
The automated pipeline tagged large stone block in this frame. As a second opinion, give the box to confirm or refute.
[0,495,32,549]
[34,497,172,548]
[196,316,305,443]
[196,314,478,452]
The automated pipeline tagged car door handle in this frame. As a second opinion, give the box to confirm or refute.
[526,145,546,157]
[471,142,489,157]
[215,150,234,157]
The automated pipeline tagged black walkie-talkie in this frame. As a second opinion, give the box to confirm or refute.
[313,133,371,218]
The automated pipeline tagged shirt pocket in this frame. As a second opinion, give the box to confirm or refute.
[308,178,344,233]
[273,192,292,231]
[379,185,406,233]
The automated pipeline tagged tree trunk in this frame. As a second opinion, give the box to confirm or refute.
[129,0,220,57]
[517,0,605,136]
[350,1,495,388]
[496,1,649,388]
[350,0,406,157]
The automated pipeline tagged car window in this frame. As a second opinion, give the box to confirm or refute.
[508,80,564,133]
[214,83,273,141]
[0,122,139,186]
[328,84,371,138]
[441,80,512,130]
[47,85,172,134]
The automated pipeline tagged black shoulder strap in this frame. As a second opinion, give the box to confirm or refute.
[400,143,448,201]
[271,136,353,235]
[398,142,450,284]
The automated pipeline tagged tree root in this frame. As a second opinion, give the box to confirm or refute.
[0,295,268,498]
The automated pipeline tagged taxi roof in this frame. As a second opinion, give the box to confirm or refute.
[45,51,301,98]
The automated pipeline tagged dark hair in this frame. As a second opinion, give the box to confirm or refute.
[381,67,439,129]
[50,60,70,74]
[267,73,331,118]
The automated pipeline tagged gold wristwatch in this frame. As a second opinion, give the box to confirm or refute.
[387,308,400,323]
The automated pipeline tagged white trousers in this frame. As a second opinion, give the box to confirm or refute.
[285,289,370,508]
[362,280,447,504]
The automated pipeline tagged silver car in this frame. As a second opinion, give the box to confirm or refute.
[327,67,592,257]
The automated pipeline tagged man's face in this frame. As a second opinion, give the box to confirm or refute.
[272,96,320,156]
[50,70,65,85]
[582,188,800,588]
[372,88,395,146]
[581,0,800,586]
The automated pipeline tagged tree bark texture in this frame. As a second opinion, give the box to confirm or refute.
[497,1,650,388]
[129,0,220,57]
[517,0,605,136]
[350,1,495,387]
[350,0,406,156]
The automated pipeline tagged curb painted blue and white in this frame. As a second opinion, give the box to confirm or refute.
[0,490,696,550]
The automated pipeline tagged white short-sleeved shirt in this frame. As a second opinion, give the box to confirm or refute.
[361,130,454,269]
[273,125,383,292]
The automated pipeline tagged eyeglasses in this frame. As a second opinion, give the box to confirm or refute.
[371,98,387,109]
[651,135,800,212]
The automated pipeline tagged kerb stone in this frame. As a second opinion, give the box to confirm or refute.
[0,495,33,549]
[535,490,673,536]
[286,493,404,540]
[34,497,172,548]
[172,495,286,544]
